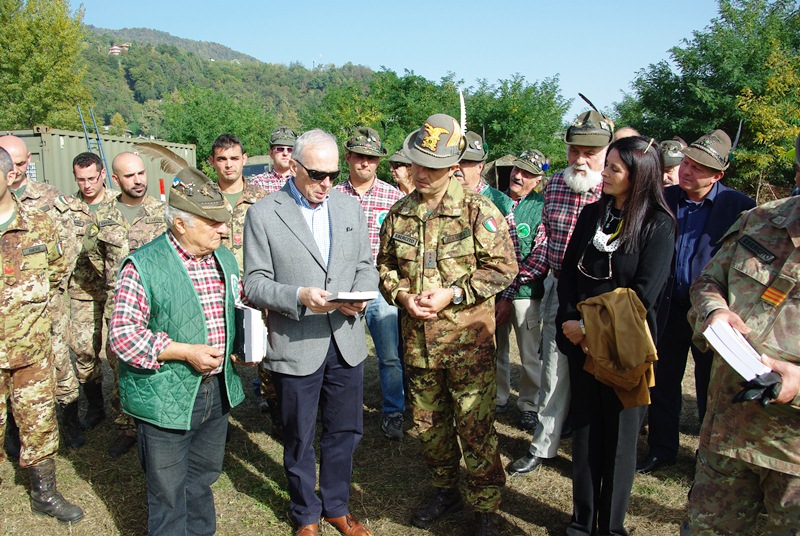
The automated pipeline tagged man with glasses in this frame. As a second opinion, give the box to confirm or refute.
[638,129,755,474]
[251,126,297,193]
[0,135,83,454]
[388,150,414,195]
[506,111,612,476]
[335,127,406,441]
[244,129,377,536]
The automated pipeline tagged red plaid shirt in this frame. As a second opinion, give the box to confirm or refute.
[250,170,291,193]
[335,177,402,263]
[109,232,227,373]
[512,170,602,292]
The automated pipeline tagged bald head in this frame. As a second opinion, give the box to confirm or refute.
[613,126,640,141]
[0,135,31,189]
[112,152,148,205]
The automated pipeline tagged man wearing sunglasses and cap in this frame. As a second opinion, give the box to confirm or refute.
[639,129,755,475]
[244,129,377,536]
[250,126,297,193]
[108,167,245,535]
[377,114,517,535]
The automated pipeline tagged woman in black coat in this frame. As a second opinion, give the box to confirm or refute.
[557,136,676,536]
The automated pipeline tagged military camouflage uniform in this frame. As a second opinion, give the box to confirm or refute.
[86,194,166,436]
[0,197,67,467]
[687,196,800,534]
[377,177,518,511]
[16,180,79,405]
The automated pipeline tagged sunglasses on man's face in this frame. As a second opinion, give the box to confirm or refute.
[273,146,293,154]
[294,160,340,182]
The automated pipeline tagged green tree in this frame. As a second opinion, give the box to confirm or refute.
[108,112,128,136]
[0,0,92,129]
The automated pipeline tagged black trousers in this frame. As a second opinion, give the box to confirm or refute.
[567,358,645,536]
[647,304,713,460]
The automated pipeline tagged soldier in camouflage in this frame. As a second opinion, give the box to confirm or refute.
[0,146,84,523]
[0,135,83,451]
[685,196,800,534]
[86,152,165,458]
[377,114,518,536]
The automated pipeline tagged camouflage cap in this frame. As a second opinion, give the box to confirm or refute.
[461,131,487,162]
[170,167,232,223]
[660,139,685,168]
[564,110,614,147]
[683,129,731,171]
[344,127,387,157]
[270,126,297,147]
[513,149,548,175]
[402,114,467,169]
[388,149,412,165]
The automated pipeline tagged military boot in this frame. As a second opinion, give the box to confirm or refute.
[60,401,85,449]
[4,410,21,460]
[80,380,105,431]
[28,458,84,523]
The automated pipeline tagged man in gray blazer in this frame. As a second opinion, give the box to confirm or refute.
[243,129,377,536]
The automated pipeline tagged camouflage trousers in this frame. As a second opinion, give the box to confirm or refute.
[68,297,105,384]
[106,336,136,437]
[407,360,505,512]
[51,292,79,405]
[0,356,59,468]
[686,447,800,535]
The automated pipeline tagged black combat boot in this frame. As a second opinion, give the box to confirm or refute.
[410,487,464,529]
[4,410,21,460]
[28,458,84,523]
[80,380,105,431]
[474,512,499,536]
[60,401,85,449]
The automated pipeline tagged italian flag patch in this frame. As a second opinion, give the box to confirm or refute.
[484,217,498,233]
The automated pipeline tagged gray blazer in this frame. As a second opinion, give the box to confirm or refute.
[243,184,378,376]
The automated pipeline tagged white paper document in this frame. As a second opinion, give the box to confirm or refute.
[702,319,771,380]
[326,291,379,303]
[235,304,268,364]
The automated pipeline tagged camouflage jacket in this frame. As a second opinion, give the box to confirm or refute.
[377,177,518,369]
[16,181,71,288]
[221,182,267,275]
[0,197,67,369]
[689,196,800,476]
[86,194,166,319]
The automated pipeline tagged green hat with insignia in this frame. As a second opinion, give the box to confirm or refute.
[660,139,685,168]
[344,127,387,157]
[402,114,467,169]
[683,129,731,171]
[270,126,297,147]
[513,149,548,175]
[170,167,231,223]
[388,149,412,165]
[564,110,614,147]
[461,131,487,162]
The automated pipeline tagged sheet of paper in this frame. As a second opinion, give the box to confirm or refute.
[235,303,267,363]
[702,319,771,380]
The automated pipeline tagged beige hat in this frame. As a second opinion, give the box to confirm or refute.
[170,167,231,223]
[402,114,467,169]
[683,129,731,171]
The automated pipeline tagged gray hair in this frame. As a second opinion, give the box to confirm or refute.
[293,129,337,164]
[165,205,195,230]
[0,147,12,176]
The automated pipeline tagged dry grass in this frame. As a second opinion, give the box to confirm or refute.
[1,341,716,536]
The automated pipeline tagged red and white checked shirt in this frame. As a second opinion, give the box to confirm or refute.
[108,232,227,373]
[511,170,602,293]
[334,177,403,263]
[249,170,291,194]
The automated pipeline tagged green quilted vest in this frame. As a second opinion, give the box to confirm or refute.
[512,191,545,300]
[480,185,514,218]
[118,233,245,430]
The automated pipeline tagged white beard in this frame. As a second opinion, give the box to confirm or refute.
[562,164,603,194]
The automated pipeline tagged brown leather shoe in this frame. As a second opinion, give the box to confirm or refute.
[324,514,372,536]
[294,523,318,536]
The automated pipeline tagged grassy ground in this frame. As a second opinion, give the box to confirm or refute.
[1,341,715,536]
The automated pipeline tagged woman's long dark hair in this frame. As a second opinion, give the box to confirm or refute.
[597,135,676,253]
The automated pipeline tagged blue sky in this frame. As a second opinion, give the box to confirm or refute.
[71,0,721,120]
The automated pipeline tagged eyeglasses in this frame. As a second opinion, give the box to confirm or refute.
[577,248,613,281]
[76,173,103,185]
[294,160,340,182]
[272,146,293,154]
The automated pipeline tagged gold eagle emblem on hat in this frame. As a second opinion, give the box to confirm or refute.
[421,123,451,151]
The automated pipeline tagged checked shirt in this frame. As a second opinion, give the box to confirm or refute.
[335,177,403,263]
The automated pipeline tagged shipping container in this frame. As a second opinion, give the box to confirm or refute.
[5,126,197,201]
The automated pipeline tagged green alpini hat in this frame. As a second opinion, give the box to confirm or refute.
[344,127,387,157]
[170,167,232,223]
[564,110,614,147]
[513,149,548,175]
[270,126,297,147]
[683,129,731,171]
[403,114,467,169]
[461,131,487,162]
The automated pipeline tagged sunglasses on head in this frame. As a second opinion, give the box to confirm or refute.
[272,146,293,154]
[294,160,340,182]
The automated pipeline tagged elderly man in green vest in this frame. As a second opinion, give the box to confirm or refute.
[108,168,245,536]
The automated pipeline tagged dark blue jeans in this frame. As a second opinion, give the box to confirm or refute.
[136,376,229,536]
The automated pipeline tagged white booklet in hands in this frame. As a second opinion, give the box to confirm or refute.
[234,303,268,364]
[325,291,379,303]
[702,319,771,380]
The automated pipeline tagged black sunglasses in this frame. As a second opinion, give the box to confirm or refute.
[294,160,340,182]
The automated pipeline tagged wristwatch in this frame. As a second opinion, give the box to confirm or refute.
[450,285,464,305]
